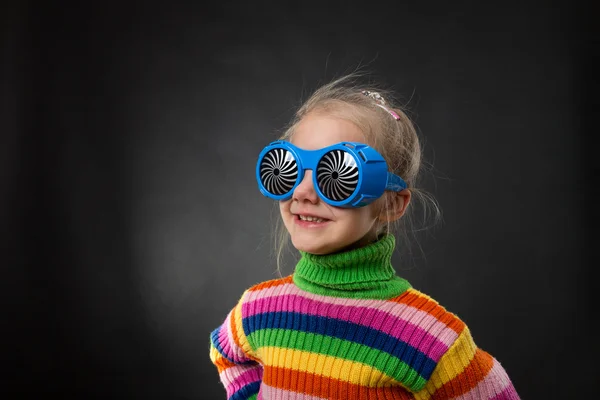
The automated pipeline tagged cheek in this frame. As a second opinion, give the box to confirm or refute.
[369,196,386,218]
[336,206,377,225]
[358,203,380,221]
[279,200,292,217]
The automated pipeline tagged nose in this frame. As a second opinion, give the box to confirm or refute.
[292,170,319,204]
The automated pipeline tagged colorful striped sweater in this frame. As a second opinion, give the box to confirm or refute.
[209,235,520,399]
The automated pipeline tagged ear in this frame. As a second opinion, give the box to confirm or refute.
[377,189,411,223]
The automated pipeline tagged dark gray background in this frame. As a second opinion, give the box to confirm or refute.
[2,1,595,399]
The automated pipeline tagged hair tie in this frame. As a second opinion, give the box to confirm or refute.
[361,90,401,120]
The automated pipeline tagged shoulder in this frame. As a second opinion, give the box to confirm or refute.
[239,275,295,303]
[382,287,475,387]
[246,275,294,292]
[390,286,468,342]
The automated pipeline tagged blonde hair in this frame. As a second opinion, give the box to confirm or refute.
[272,73,441,273]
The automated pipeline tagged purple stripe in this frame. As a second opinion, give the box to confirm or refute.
[242,293,449,361]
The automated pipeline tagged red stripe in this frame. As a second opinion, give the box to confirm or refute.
[431,349,494,400]
[263,365,415,400]
[212,352,236,374]
[248,276,293,292]
[391,290,465,334]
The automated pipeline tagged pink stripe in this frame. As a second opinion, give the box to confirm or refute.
[224,367,262,398]
[245,284,458,345]
[242,292,453,360]
[260,383,326,400]
[219,362,258,385]
[244,282,297,303]
[217,311,247,363]
[455,359,520,400]
[490,386,520,400]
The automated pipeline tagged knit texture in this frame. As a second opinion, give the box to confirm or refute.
[294,235,411,299]
[209,235,520,400]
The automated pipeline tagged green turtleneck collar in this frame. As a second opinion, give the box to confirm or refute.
[292,234,411,299]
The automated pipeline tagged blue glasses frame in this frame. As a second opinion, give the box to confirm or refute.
[256,140,407,208]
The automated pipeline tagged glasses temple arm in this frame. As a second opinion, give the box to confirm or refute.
[385,172,407,192]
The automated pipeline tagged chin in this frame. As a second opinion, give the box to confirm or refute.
[291,231,377,255]
[290,236,339,255]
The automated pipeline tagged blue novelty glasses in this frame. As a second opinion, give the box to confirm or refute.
[256,141,407,208]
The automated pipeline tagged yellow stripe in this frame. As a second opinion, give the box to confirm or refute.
[210,344,239,374]
[406,288,440,303]
[414,327,477,400]
[261,346,396,387]
[209,344,221,364]
[233,291,258,359]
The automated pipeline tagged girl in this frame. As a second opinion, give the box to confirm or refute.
[209,75,520,400]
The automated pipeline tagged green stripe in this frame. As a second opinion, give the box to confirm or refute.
[293,274,411,299]
[293,234,412,299]
[249,328,426,388]
[248,394,257,400]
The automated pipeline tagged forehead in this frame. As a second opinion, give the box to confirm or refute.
[290,113,366,150]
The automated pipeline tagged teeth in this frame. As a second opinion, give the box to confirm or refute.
[299,215,325,222]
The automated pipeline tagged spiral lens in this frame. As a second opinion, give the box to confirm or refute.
[259,148,298,196]
[316,150,359,201]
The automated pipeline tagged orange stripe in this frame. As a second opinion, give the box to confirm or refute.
[229,303,260,363]
[263,365,415,400]
[229,306,245,350]
[391,291,466,334]
[213,354,237,374]
[431,348,494,400]
[247,275,293,292]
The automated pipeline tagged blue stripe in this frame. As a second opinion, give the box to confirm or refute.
[243,311,436,378]
[210,326,255,365]
[210,326,231,361]
[229,381,260,400]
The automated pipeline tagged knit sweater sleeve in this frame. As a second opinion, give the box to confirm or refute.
[209,291,263,400]
[413,326,520,399]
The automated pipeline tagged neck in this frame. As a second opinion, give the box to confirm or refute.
[292,235,411,299]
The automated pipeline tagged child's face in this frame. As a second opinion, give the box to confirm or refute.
[279,112,381,255]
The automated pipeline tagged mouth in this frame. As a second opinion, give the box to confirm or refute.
[294,214,331,226]
[297,214,328,223]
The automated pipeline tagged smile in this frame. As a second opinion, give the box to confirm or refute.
[294,214,331,227]
[298,215,326,223]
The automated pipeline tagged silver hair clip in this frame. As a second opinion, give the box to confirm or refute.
[361,90,401,120]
